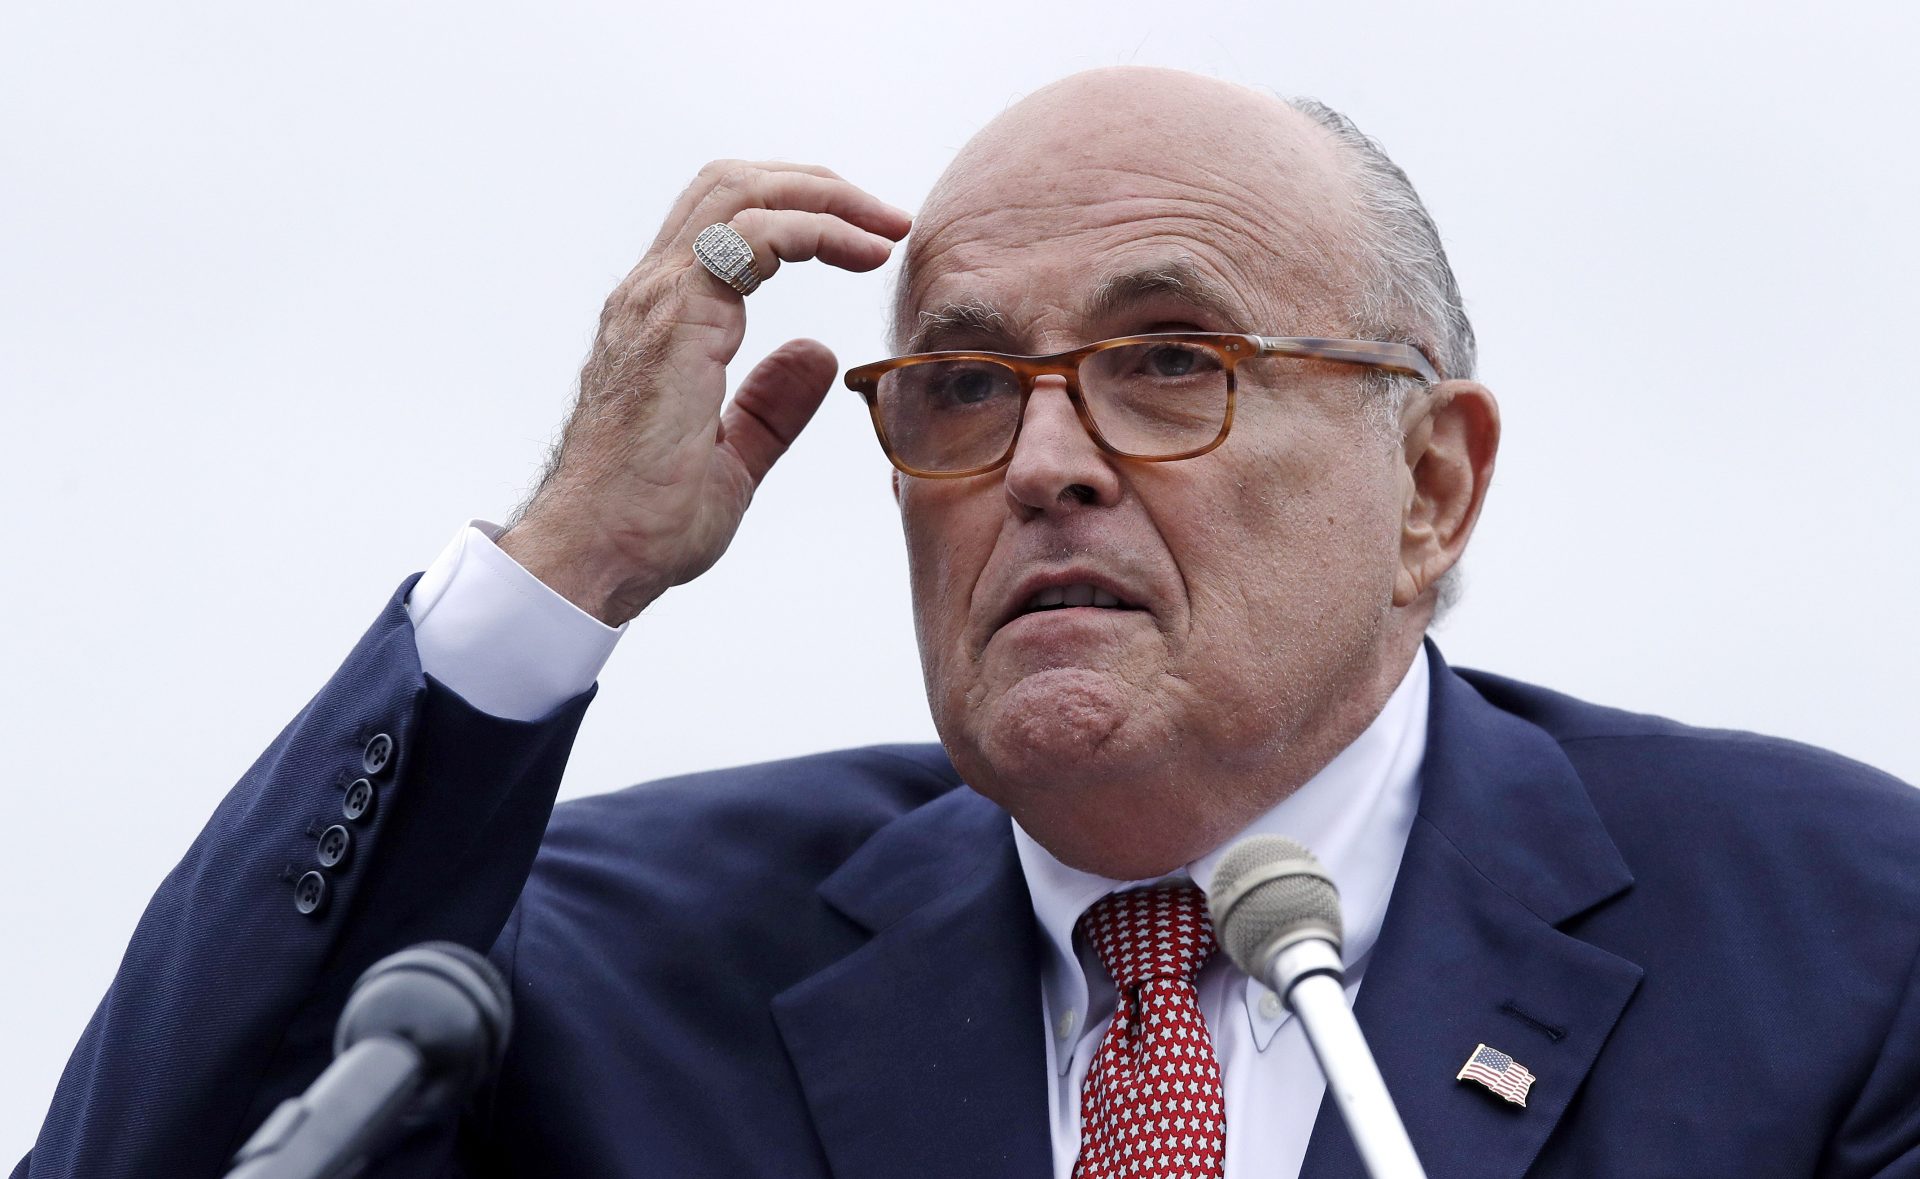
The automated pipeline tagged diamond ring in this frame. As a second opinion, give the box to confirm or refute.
[692,223,762,296]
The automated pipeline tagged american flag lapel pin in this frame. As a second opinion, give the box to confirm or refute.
[1457,1042,1536,1107]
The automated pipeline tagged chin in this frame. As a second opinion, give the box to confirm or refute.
[950,667,1173,800]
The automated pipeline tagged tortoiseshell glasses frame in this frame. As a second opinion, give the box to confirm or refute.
[843,332,1442,479]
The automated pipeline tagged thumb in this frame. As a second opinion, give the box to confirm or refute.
[719,338,839,489]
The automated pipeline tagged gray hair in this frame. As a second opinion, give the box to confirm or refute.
[1286,98,1476,386]
[1287,97,1474,622]
[1297,97,1474,368]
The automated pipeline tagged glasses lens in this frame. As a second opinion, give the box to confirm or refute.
[874,359,1024,473]
[1078,340,1230,457]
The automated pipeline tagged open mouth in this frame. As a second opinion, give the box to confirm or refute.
[1015,583,1141,616]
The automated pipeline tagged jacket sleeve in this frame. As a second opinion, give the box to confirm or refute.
[13,579,593,1179]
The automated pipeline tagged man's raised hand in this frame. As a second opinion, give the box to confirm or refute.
[499,161,911,625]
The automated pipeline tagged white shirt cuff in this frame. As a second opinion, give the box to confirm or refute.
[405,520,625,721]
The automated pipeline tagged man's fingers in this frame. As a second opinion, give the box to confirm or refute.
[720,338,839,489]
[683,209,895,302]
[651,160,863,254]
[736,207,896,276]
[646,161,909,305]
[669,164,909,252]
[688,169,911,242]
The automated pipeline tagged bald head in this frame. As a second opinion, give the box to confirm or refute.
[899,69,1365,347]
[916,67,1355,240]
[895,67,1472,387]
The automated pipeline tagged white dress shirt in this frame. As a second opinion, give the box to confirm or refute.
[407,522,1429,1179]
[1015,648,1427,1179]
[407,522,623,721]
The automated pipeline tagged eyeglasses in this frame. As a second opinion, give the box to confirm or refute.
[844,332,1440,478]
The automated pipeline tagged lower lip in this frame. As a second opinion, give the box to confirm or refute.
[995,607,1147,639]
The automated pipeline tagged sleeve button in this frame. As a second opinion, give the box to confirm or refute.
[316,824,353,869]
[294,870,330,916]
[362,733,395,776]
[343,778,377,823]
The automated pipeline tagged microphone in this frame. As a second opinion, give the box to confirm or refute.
[226,942,513,1179]
[1210,835,1427,1179]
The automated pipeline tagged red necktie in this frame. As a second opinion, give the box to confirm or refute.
[1073,883,1227,1179]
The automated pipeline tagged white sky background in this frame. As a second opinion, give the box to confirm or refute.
[3,0,1916,1155]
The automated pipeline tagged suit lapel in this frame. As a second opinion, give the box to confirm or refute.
[772,786,1052,1179]
[1301,645,1646,1179]
[772,644,1648,1179]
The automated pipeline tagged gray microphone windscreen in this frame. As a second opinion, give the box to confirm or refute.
[1208,834,1343,977]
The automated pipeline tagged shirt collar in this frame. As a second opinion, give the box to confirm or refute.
[1013,644,1430,1062]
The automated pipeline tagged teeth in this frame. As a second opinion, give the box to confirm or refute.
[1023,583,1131,613]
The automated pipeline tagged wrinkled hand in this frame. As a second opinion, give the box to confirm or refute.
[499,161,911,625]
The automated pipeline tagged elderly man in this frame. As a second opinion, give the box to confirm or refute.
[19,68,1920,1179]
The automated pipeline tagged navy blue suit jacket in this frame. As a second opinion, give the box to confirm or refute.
[18,583,1920,1177]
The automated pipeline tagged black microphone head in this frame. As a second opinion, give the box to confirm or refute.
[1208,835,1343,978]
[334,941,513,1114]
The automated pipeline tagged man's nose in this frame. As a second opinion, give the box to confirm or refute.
[1002,376,1122,516]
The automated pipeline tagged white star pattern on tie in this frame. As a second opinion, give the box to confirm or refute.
[1073,883,1226,1179]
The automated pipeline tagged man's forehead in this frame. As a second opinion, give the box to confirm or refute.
[904,256,1258,353]
[894,70,1364,351]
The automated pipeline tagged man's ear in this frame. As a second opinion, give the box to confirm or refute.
[1394,379,1500,608]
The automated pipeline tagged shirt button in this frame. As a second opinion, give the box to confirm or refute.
[1057,1009,1077,1039]
[1259,990,1283,1020]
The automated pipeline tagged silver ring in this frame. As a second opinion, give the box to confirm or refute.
[692,222,762,296]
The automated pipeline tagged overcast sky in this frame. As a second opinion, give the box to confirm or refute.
[4,0,1916,1157]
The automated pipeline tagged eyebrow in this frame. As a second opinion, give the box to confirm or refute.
[1085,259,1251,332]
[903,258,1253,355]
[905,298,1011,354]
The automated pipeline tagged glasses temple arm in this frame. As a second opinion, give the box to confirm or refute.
[1254,336,1441,384]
